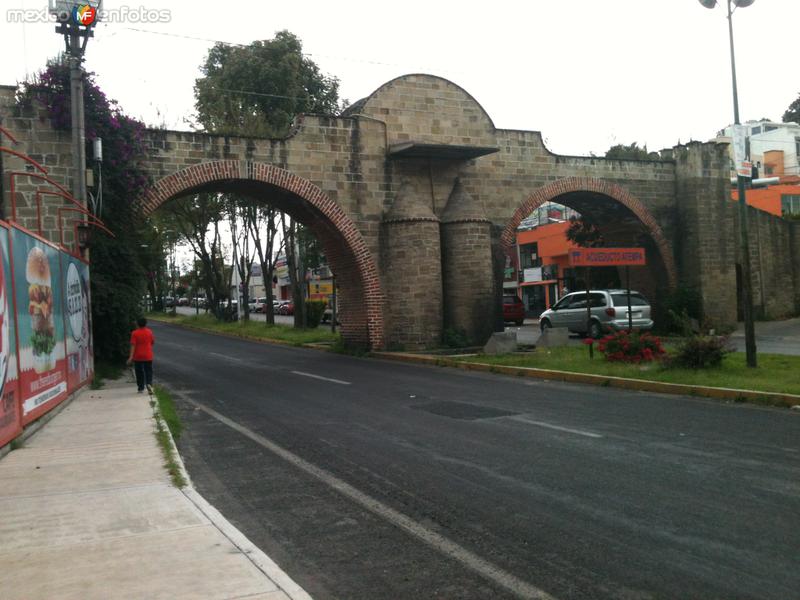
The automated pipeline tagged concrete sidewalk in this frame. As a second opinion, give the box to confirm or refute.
[0,380,312,600]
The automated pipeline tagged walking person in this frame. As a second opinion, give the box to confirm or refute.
[127,317,155,394]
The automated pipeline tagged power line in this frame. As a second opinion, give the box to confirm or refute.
[115,26,460,72]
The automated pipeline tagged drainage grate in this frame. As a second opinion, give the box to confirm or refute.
[411,400,518,421]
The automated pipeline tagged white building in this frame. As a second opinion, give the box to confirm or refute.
[716,120,800,178]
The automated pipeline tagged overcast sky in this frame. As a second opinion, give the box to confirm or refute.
[2,0,798,157]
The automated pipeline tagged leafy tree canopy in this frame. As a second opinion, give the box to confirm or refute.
[194,30,341,137]
[605,142,660,161]
[566,216,604,248]
[782,94,800,125]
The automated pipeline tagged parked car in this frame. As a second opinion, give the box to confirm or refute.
[178,297,190,307]
[321,305,341,325]
[278,301,294,316]
[247,297,267,313]
[502,294,525,326]
[538,289,653,338]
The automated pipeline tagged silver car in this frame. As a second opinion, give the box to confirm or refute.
[538,289,654,338]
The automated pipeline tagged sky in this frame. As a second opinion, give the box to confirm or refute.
[2,0,799,157]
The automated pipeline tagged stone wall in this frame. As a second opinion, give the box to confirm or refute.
[4,73,799,348]
[0,86,79,246]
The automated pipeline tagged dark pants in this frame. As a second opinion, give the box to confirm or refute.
[134,361,153,391]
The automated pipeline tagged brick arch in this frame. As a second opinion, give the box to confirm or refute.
[501,177,677,289]
[142,160,386,349]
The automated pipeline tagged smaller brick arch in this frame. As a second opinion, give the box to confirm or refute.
[501,177,678,289]
[142,161,386,349]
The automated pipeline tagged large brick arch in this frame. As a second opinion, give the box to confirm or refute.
[142,160,386,349]
[501,177,678,289]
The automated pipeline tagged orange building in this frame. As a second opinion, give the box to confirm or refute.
[514,221,573,316]
[731,176,800,217]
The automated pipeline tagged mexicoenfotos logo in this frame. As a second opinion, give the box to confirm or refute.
[6,5,172,24]
[73,4,97,26]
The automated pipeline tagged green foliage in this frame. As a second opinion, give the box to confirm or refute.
[597,330,666,363]
[305,300,327,328]
[194,31,341,137]
[154,385,182,440]
[605,142,660,161]
[671,336,733,369]
[18,60,152,363]
[783,94,800,125]
[661,286,703,335]
[443,327,470,348]
[566,216,604,248]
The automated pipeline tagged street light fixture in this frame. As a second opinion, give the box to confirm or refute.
[698,0,757,367]
[49,1,102,207]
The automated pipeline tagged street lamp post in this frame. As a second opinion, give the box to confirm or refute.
[51,1,101,207]
[699,0,757,367]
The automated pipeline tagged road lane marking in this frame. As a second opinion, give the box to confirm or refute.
[189,399,557,600]
[210,352,245,363]
[291,371,351,385]
[509,416,603,439]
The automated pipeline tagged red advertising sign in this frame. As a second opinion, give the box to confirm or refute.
[0,223,20,447]
[11,226,69,425]
[568,247,646,267]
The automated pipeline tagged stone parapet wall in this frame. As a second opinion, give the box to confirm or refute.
[4,72,799,347]
[0,86,79,247]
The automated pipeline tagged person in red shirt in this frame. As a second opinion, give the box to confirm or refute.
[127,317,155,394]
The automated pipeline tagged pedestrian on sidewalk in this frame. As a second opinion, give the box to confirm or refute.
[127,317,155,394]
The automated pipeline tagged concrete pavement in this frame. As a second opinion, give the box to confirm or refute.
[730,316,800,355]
[0,379,312,600]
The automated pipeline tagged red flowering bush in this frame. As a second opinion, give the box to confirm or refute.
[597,330,665,363]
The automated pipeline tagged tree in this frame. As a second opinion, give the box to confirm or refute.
[17,59,152,362]
[161,193,229,316]
[605,142,659,161]
[247,204,283,325]
[227,197,258,321]
[194,31,341,137]
[783,94,800,125]
[566,216,604,248]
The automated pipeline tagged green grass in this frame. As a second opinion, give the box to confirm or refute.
[456,346,800,398]
[148,313,340,346]
[152,386,186,488]
[91,361,124,390]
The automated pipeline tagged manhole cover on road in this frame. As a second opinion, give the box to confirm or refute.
[411,400,518,420]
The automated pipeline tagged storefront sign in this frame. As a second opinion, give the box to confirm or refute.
[523,267,543,283]
[568,247,646,267]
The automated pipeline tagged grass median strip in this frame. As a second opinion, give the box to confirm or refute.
[152,385,186,488]
[149,312,340,346]
[454,347,800,403]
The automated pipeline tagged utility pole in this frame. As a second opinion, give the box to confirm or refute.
[698,0,758,367]
[53,3,100,207]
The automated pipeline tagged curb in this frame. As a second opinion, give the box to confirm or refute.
[150,387,313,600]
[372,352,800,409]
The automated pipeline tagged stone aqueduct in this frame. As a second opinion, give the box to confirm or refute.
[2,74,799,349]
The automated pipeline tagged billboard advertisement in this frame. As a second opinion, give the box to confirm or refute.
[11,226,68,424]
[0,225,20,447]
[61,254,93,392]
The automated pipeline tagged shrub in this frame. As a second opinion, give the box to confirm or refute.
[443,327,470,348]
[305,300,327,328]
[597,330,666,363]
[671,335,732,369]
[661,286,702,335]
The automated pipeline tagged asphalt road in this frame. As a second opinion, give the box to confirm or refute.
[153,322,800,600]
